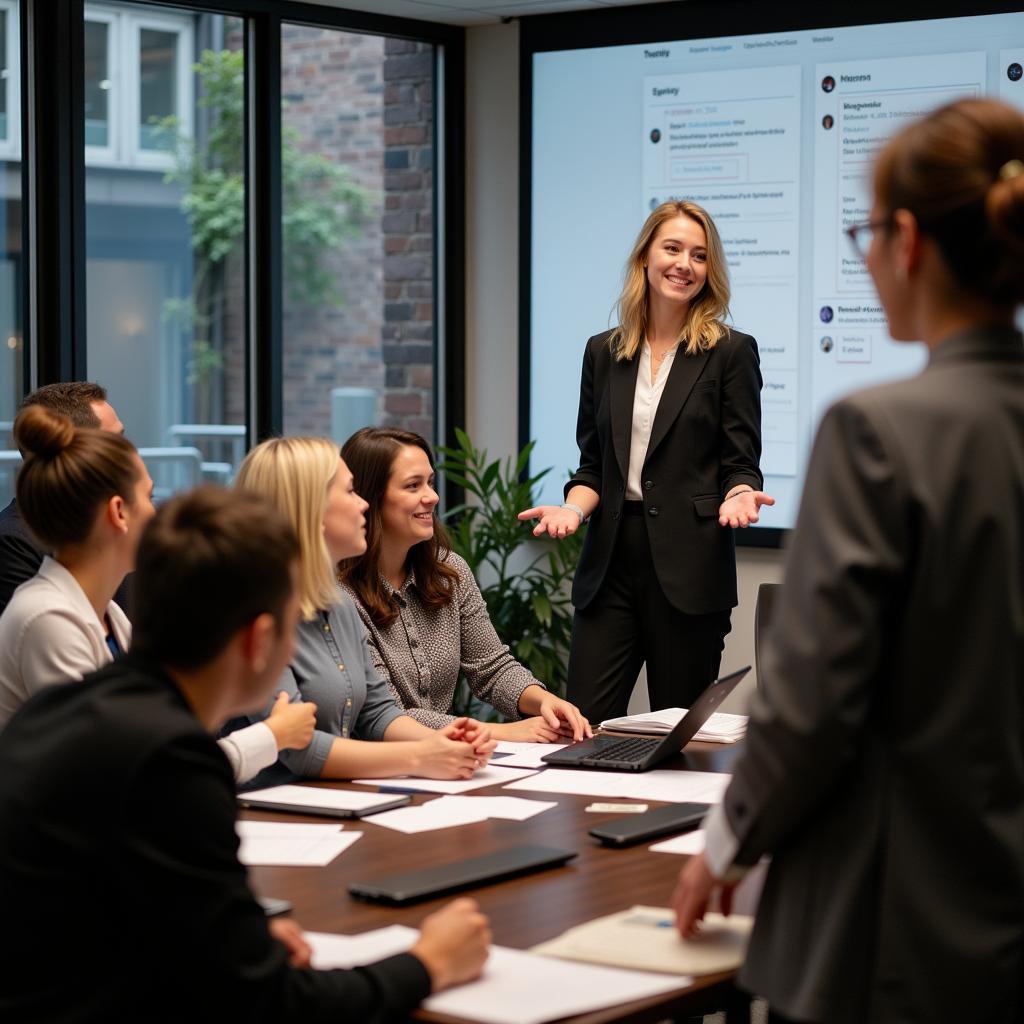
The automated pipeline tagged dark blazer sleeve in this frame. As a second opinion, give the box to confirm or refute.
[125,733,431,1023]
[719,330,764,496]
[0,532,43,615]
[565,335,603,499]
[724,396,907,865]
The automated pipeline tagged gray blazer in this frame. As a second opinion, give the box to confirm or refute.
[723,326,1024,1023]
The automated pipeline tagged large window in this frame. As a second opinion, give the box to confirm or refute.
[0,1,458,506]
[281,26,437,446]
[85,4,244,497]
[0,0,21,508]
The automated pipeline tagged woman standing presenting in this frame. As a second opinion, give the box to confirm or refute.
[520,201,773,722]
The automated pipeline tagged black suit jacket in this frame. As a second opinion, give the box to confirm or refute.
[0,653,431,1023]
[0,498,43,615]
[565,328,763,615]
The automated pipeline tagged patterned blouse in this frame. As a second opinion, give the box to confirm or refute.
[341,552,544,728]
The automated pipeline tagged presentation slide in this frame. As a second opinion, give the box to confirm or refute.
[529,11,1024,531]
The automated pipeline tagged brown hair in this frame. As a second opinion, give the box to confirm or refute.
[19,382,107,428]
[338,427,459,628]
[610,200,731,361]
[13,405,140,551]
[132,486,300,671]
[874,98,1024,305]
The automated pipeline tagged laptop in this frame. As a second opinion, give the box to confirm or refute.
[541,666,750,772]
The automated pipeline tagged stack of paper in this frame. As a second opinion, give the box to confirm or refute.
[532,906,753,976]
[369,795,557,834]
[308,925,688,1024]
[601,708,748,744]
[649,829,706,855]
[235,821,362,866]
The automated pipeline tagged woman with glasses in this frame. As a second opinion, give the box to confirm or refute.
[519,200,772,723]
[673,97,1024,1024]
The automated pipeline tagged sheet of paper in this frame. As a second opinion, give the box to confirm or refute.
[353,764,540,794]
[532,906,752,977]
[649,829,706,855]
[491,741,568,768]
[369,795,557,834]
[503,768,732,805]
[242,784,407,812]
[235,821,362,866]
[307,928,687,1024]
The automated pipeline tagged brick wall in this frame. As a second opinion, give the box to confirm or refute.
[219,26,437,447]
[381,38,435,443]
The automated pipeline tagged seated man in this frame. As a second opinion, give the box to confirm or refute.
[0,381,125,614]
[0,486,489,1022]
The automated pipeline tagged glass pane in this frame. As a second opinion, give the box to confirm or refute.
[84,19,109,149]
[281,27,437,445]
[86,9,246,500]
[139,27,177,151]
[0,10,8,141]
[0,1,22,506]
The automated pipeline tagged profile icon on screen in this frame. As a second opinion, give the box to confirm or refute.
[1009,63,1023,83]
[819,305,834,324]
[650,128,662,144]
[821,75,836,93]
[822,114,835,131]
[649,196,660,211]
[820,335,834,353]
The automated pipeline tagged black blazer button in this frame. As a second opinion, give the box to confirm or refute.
[612,510,620,520]
[643,479,654,490]
[648,506,660,517]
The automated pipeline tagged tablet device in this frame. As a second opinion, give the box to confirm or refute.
[588,802,709,847]
[348,844,578,904]
[239,784,411,819]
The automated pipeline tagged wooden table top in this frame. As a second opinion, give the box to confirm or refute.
[243,742,760,1024]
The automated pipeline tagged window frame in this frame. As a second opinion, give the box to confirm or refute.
[22,0,465,487]
[82,6,118,164]
[0,0,21,160]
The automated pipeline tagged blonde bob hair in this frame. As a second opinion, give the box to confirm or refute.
[610,200,730,361]
[235,436,340,621]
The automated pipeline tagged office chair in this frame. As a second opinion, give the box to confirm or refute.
[753,582,782,695]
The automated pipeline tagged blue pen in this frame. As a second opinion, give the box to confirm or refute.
[377,785,422,795]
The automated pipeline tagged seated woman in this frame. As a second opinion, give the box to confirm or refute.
[234,436,494,784]
[338,427,591,743]
[0,406,313,784]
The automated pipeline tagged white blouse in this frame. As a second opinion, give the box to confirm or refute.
[626,340,679,500]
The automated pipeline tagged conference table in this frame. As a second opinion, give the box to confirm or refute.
[243,741,762,1024]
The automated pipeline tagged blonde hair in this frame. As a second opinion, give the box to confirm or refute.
[235,436,340,620]
[610,200,730,361]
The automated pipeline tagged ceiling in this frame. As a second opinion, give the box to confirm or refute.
[301,0,671,28]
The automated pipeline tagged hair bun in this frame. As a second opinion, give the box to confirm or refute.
[13,404,77,459]
[987,160,1024,252]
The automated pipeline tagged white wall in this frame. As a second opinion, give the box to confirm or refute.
[464,22,784,713]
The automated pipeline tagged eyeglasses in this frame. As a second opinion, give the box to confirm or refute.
[844,218,891,260]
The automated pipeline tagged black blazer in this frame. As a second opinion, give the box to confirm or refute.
[565,327,763,616]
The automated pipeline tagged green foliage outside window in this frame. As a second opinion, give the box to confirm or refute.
[152,48,370,410]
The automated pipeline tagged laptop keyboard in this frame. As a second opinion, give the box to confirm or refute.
[586,736,659,763]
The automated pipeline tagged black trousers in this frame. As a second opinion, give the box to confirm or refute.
[567,507,732,724]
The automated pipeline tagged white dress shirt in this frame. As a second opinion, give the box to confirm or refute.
[626,340,679,500]
[0,556,276,782]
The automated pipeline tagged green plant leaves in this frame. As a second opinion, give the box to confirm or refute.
[439,433,584,705]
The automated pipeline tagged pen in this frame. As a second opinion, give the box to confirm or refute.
[377,786,422,795]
